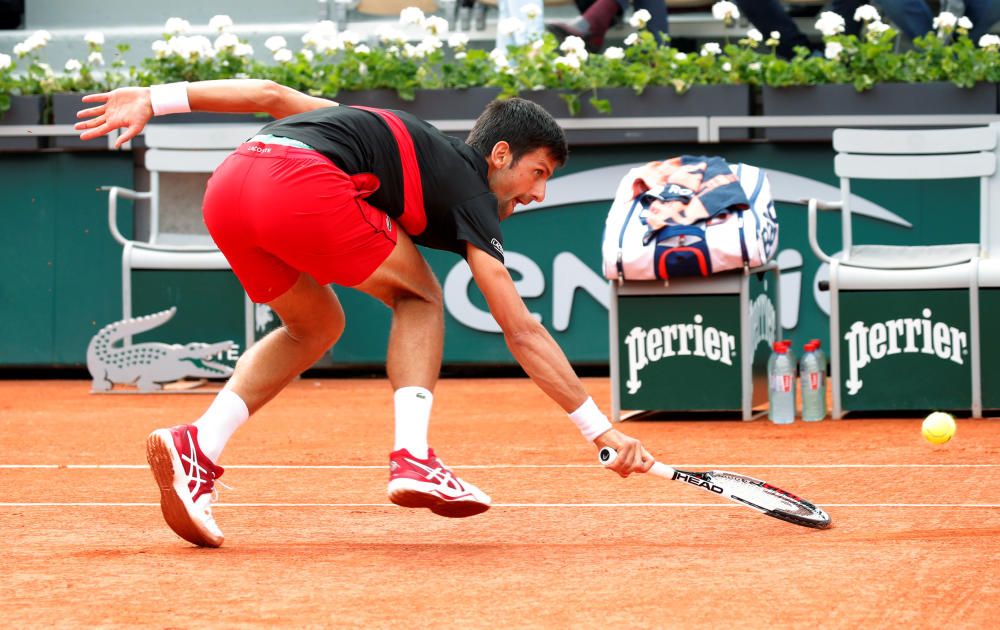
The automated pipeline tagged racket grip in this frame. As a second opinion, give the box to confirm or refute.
[598,446,617,466]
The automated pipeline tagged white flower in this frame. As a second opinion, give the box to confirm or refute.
[866,20,890,35]
[722,62,732,72]
[825,41,844,60]
[554,54,581,70]
[711,1,739,23]
[265,35,288,52]
[302,48,315,61]
[415,36,443,56]
[234,43,254,57]
[403,43,422,58]
[560,35,587,55]
[979,33,1000,48]
[455,51,467,59]
[355,44,370,55]
[424,15,449,36]
[448,33,469,48]
[340,30,364,47]
[701,42,722,56]
[958,16,973,30]
[489,48,509,68]
[358,62,368,75]
[84,31,105,46]
[151,39,169,58]
[214,32,239,51]
[532,37,545,50]
[603,46,625,60]
[629,9,652,29]
[37,62,54,77]
[674,52,688,61]
[624,32,640,46]
[521,3,541,20]
[853,4,880,23]
[933,11,958,31]
[400,7,426,27]
[164,17,191,36]
[376,25,408,44]
[303,21,339,48]
[748,61,761,72]
[498,17,525,36]
[747,28,763,42]
[20,30,51,54]
[815,11,846,37]
[0,53,11,70]
[64,58,82,73]
[209,14,233,33]
[770,30,781,40]
[88,51,104,66]
[274,48,293,63]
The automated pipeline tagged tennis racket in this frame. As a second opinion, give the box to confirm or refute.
[599,446,832,529]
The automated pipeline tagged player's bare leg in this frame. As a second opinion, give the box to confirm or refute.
[356,231,491,517]
[146,273,345,547]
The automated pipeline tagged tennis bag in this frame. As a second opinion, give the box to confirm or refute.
[602,161,779,281]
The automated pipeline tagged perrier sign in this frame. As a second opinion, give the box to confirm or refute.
[615,270,778,414]
[839,289,971,411]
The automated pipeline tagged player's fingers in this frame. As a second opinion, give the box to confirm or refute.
[81,92,111,103]
[115,124,142,148]
[79,122,111,141]
[75,114,105,131]
[76,104,106,119]
[638,447,655,473]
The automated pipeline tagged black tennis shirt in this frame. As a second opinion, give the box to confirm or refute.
[259,105,505,262]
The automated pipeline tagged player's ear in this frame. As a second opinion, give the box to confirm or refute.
[489,141,511,169]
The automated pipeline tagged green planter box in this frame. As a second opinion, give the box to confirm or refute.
[0,95,43,150]
[519,85,751,144]
[609,265,780,419]
[761,82,998,142]
[837,289,973,413]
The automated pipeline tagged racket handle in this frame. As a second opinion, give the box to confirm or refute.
[599,446,672,478]
[598,446,617,466]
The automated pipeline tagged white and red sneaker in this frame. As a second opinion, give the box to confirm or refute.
[146,424,226,547]
[387,448,491,518]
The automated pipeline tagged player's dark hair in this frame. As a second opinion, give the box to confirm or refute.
[466,98,568,167]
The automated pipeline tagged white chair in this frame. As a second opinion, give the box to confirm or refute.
[807,124,1000,418]
[102,123,262,348]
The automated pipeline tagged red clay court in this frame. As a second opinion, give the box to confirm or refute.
[2,377,998,627]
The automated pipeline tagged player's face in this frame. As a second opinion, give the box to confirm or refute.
[487,146,559,221]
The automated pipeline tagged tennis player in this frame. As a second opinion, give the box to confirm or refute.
[76,80,654,547]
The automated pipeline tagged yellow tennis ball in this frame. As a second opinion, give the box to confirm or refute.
[922,412,956,445]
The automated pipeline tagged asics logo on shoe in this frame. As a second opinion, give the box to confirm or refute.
[181,431,214,500]
[404,457,465,492]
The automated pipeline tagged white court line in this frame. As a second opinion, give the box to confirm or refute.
[0,502,999,508]
[1,463,999,470]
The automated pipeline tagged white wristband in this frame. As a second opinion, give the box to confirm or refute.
[149,82,191,116]
[569,397,613,442]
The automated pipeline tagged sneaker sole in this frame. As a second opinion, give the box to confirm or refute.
[146,431,224,548]
[388,480,490,518]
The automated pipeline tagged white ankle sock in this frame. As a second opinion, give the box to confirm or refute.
[193,389,249,462]
[393,386,433,459]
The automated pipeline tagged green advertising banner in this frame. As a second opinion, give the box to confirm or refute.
[0,143,982,370]
[839,289,972,411]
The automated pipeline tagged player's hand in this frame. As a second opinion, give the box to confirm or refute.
[75,87,153,148]
[593,428,654,478]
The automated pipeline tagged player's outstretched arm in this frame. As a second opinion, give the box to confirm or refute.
[75,79,336,148]
[466,244,654,477]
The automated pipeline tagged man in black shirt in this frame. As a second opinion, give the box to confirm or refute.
[77,80,653,548]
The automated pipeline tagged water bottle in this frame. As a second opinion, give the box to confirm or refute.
[768,341,795,424]
[810,339,827,379]
[800,342,826,422]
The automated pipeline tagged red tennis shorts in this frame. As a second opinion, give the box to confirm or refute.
[202,142,397,303]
